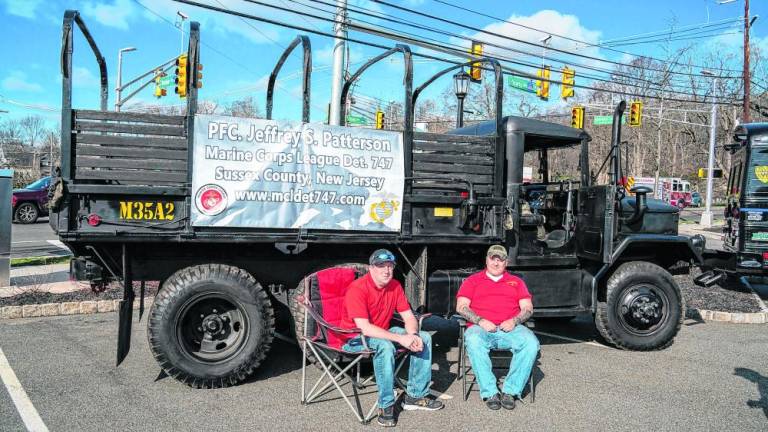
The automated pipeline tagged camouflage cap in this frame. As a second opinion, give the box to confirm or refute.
[486,244,508,260]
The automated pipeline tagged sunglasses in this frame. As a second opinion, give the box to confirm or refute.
[376,252,395,261]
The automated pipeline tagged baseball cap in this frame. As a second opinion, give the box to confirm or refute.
[369,249,396,266]
[486,245,508,260]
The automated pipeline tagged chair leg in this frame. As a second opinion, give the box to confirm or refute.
[300,340,308,404]
[529,369,535,403]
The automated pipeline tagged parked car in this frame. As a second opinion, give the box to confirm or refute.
[12,176,51,224]
[691,191,702,207]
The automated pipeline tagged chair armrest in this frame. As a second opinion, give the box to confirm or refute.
[300,302,362,334]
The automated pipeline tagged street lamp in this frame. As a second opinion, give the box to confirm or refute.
[700,69,718,228]
[115,46,137,112]
[176,11,189,54]
[540,34,552,68]
[454,70,471,128]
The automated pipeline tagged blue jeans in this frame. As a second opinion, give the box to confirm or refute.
[342,327,433,408]
[463,324,540,399]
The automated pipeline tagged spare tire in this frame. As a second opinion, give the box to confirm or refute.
[148,264,274,388]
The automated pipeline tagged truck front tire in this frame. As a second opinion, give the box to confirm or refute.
[148,264,274,388]
[595,261,683,350]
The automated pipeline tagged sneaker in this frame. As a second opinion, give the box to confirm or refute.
[501,393,516,410]
[401,394,445,411]
[377,405,397,427]
[483,393,502,410]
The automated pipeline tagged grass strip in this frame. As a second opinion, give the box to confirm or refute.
[10,255,71,268]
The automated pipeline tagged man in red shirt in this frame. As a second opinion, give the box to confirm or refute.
[341,249,444,427]
[456,245,539,411]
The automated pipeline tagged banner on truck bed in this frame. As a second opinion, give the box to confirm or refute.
[191,114,404,231]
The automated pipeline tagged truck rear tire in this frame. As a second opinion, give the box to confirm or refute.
[148,264,274,388]
[595,261,683,350]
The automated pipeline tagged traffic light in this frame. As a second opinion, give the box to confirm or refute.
[153,70,167,98]
[561,66,575,100]
[375,110,384,129]
[469,40,483,82]
[571,106,585,129]
[194,63,203,89]
[698,168,723,178]
[536,66,551,100]
[174,54,188,98]
[629,101,642,127]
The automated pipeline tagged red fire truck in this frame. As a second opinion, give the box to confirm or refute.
[661,178,692,208]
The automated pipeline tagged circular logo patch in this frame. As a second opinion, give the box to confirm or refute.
[195,184,228,216]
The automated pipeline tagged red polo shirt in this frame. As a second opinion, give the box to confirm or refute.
[456,271,531,326]
[340,273,411,343]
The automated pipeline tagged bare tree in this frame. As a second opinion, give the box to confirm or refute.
[223,96,262,118]
[19,115,46,148]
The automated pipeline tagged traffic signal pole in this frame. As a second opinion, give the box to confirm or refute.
[114,57,177,111]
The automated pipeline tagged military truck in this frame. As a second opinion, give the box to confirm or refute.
[52,11,704,388]
[697,123,768,285]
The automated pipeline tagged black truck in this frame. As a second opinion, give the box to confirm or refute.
[697,123,768,284]
[52,11,705,388]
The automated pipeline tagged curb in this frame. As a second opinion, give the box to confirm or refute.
[0,296,154,320]
[685,307,767,324]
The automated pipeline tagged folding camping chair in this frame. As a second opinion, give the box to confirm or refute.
[297,266,419,424]
[456,317,537,402]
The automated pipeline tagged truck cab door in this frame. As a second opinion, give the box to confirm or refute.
[575,185,615,263]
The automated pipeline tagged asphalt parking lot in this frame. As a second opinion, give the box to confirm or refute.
[0,314,766,431]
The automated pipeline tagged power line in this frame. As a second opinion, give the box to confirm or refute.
[431,0,744,75]
[251,0,740,102]
[172,0,741,106]
[370,0,741,80]
[301,0,712,93]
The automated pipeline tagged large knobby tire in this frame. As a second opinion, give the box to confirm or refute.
[148,264,274,388]
[14,203,39,224]
[595,261,683,350]
[289,263,367,368]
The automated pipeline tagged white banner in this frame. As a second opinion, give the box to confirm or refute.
[191,115,404,231]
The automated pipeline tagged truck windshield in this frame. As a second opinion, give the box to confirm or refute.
[745,145,768,196]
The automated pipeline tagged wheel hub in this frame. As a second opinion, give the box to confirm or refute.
[202,315,224,334]
[620,286,664,330]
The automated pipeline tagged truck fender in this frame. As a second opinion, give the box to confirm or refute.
[590,234,705,309]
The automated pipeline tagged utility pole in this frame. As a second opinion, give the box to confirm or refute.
[329,0,348,126]
[743,0,751,122]
[654,97,664,199]
[701,71,719,227]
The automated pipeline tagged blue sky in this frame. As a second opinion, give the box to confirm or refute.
[1,0,766,127]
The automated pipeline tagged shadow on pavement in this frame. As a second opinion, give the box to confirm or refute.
[734,367,768,420]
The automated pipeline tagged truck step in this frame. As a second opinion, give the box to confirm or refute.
[693,270,726,287]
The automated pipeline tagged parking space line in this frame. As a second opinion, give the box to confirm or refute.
[0,347,49,432]
[532,330,609,349]
[46,240,70,252]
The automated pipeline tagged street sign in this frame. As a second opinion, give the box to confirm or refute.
[507,76,537,94]
[593,115,626,125]
[158,76,173,87]
[346,115,368,125]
